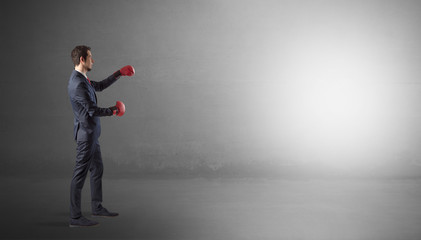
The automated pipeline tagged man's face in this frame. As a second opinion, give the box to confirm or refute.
[82,50,94,71]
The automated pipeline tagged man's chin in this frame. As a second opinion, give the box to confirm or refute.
[87,67,92,72]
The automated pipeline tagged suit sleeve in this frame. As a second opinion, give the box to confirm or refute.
[91,71,121,92]
[74,83,113,117]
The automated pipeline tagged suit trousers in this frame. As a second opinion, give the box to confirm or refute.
[70,139,104,219]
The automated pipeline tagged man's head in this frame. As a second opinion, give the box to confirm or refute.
[71,45,94,72]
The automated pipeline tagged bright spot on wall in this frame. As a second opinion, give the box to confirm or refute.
[249,31,404,170]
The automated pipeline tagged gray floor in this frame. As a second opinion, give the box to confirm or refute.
[2,176,421,240]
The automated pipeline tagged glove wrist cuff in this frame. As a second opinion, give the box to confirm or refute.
[113,70,122,78]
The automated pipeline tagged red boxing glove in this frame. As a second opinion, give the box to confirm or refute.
[120,65,135,76]
[113,101,126,116]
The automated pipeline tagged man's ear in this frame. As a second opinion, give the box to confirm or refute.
[79,56,85,64]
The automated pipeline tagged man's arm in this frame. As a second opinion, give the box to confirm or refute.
[91,65,135,92]
[73,83,114,117]
[91,71,121,92]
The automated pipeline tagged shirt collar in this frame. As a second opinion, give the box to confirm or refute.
[75,69,88,80]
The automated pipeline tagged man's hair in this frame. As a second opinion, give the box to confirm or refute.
[71,45,91,66]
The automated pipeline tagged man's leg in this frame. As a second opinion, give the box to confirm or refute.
[70,140,94,219]
[90,141,119,217]
[90,141,104,213]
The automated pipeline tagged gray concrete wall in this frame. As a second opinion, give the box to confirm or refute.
[2,0,421,177]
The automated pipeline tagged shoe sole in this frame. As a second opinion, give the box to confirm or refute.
[91,214,119,218]
[69,223,100,228]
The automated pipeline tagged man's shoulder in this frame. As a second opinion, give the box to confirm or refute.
[68,71,89,93]
[70,70,85,81]
[69,71,88,87]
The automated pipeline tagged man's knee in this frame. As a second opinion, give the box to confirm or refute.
[71,173,87,189]
[89,143,103,176]
[90,162,103,178]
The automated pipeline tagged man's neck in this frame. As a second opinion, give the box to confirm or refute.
[75,66,88,78]
[75,65,87,74]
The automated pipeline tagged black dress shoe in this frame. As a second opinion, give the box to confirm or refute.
[69,216,99,227]
[92,207,119,217]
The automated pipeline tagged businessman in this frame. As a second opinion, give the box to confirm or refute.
[68,45,134,227]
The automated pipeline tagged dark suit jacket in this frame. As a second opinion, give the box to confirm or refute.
[68,70,120,141]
